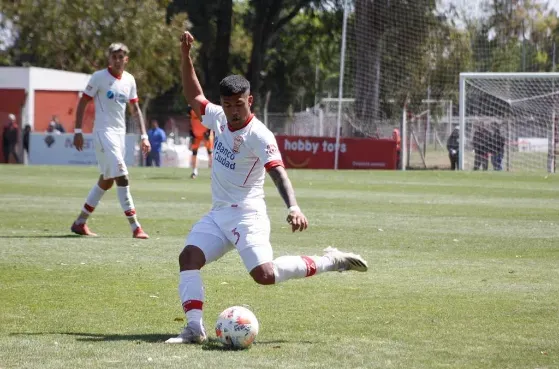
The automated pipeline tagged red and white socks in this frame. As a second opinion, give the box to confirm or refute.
[179,270,205,328]
[117,186,140,231]
[75,184,106,225]
[272,255,335,283]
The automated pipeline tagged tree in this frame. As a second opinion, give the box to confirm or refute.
[244,0,316,113]
[1,0,186,107]
[167,0,233,102]
[488,0,558,72]
[349,0,438,134]
[262,7,344,113]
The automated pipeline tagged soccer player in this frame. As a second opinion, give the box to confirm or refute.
[70,42,150,239]
[165,32,368,344]
[188,105,213,178]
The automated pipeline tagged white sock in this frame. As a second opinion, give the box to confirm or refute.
[193,167,198,175]
[272,255,335,284]
[117,186,140,230]
[179,270,205,327]
[76,184,105,224]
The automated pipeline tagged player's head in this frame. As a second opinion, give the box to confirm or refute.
[107,42,130,74]
[219,75,253,125]
[150,119,159,128]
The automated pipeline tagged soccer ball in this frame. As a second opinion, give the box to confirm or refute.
[215,306,259,349]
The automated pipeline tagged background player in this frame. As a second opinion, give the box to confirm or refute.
[165,31,368,344]
[187,105,213,178]
[71,42,150,239]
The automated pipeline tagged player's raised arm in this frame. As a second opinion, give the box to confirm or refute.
[180,31,207,117]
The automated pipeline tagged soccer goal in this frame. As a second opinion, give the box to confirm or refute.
[459,73,559,173]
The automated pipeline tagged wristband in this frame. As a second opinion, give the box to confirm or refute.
[141,134,148,140]
[288,205,301,213]
[74,129,82,134]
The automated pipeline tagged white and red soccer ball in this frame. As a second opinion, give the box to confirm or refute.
[215,306,259,349]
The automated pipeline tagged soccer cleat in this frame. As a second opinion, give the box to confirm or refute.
[323,246,368,272]
[190,172,197,179]
[133,227,149,239]
[71,222,98,237]
[165,324,207,344]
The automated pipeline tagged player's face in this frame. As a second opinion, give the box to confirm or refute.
[108,51,128,74]
[220,92,253,126]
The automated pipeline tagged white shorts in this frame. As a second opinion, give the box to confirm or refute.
[94,131,128,179]
[185,206,273,272]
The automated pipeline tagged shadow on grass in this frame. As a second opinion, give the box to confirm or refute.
[0,235,81,239]
[10,332,312,348]
[11,332,174,343]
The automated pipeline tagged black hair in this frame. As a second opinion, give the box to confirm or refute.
[219,75,250,97]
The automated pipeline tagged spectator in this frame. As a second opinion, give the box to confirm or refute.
[472,124,490,171]
[23,124,31,157]
[2,114,20,163]
[446,126,459,170]
[490,123,505,171]
[146,119,166,167]
[50,115,66,133]
[392,128,401,169]
[46,121,62,135]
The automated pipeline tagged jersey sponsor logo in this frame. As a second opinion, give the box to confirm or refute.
[106,90,128,104]
[266,144,278,155]
[232,135,244,154]
[214,137,236,170]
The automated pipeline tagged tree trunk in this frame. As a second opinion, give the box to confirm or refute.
[246,4,268,114]
[209,0,233,102]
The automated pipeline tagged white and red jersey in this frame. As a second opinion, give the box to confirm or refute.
[200,100,284,209]
[82,68,138,133]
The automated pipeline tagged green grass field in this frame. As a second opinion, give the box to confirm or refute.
[1,165,558,369]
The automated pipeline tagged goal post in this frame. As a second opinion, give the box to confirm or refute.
[459,72,559,173]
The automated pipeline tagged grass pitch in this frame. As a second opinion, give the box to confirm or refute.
[0,165,558,369]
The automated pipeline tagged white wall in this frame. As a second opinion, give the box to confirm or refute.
[29,67,90,92]
[0,67,29,89]
[0,67,92,129]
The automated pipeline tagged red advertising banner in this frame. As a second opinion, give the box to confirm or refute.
[276,136,397,170]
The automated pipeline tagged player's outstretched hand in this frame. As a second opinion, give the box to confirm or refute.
[287,209,308,233]
[141,138,151,156]
[73,133,84,151]
[180,31,194,54]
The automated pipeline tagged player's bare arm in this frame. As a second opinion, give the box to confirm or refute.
[268,166,308,233]
[130,101,151,155]
[73,95,91,151]
[180,31,207,117]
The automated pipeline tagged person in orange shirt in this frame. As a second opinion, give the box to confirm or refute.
[392,128,401,169]
[188,106,213,178]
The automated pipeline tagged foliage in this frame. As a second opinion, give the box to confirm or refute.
[1,0,186,102]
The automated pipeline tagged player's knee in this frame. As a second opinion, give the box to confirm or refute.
[250,263,275,285]
[179,245,206,271]
[115,176,129,187]
[98,176,114,191]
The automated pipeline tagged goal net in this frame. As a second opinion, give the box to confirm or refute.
[459,73,559,173]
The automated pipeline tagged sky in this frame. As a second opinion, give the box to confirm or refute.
[444,0,559,16]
